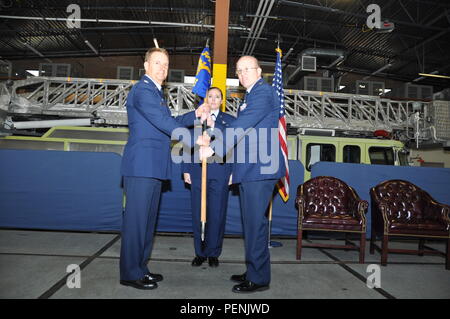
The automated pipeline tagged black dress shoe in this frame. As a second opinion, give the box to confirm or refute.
[191,256,207,267]
[230,273,246,283]
[232,280,269,293]
[145,272,163,282]
[208,257,219,267]
[120,277,158,290]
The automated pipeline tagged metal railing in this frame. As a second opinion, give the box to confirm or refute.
[1,76,442,141]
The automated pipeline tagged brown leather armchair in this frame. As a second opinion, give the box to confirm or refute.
[296,176,368,263]
[370,179,450,269]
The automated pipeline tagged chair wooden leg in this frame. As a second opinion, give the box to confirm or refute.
[370,230,376,254]
[446,238,450,270]
[381,234,389,266]
[296,229,303,260]
[418,238,425,256]
[359,232,366,264]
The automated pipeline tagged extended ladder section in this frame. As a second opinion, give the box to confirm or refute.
[1,76,449,147]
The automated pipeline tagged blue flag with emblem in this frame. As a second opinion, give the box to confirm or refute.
[192,46,212,103]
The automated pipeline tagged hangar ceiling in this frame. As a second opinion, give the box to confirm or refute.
[1,0,450,91]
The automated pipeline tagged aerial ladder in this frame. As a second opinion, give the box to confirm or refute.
[0,76,449,149]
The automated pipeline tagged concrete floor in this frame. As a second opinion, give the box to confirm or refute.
[0,229,449,299]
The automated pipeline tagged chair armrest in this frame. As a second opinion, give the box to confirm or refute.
[295,195,304,208]
[295,195,307,232]
[444,208,450,232]
[295,184,305,214]
[348,187,368,221]
[425,201,450,225]
[296,196,306,217]
[348,198,368,221]
[357,200,369,219]
[377,203,392,229]
[444,206,450,225]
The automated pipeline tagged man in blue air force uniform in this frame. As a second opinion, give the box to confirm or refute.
[120,47,204,290]
[198,56,286,293]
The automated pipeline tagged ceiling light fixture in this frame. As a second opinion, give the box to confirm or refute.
[21,41,52,63]
[418,72,450,79]
[84,40,105,61]
[362,63,392,80]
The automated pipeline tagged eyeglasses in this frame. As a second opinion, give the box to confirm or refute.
[235,67,258,75]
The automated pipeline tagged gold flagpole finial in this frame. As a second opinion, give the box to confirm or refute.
[275,47,282,57]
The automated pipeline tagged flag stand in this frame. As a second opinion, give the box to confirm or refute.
[268,199,283,248]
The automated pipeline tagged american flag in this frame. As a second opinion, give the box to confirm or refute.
[272,47,290,202]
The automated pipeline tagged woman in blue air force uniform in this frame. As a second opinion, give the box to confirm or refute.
[182,87,235,268]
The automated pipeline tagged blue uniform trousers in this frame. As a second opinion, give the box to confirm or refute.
[190,178,230,257]
[238,179,278,285]
[120,176,161,281]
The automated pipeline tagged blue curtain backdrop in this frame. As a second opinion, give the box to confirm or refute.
[1,149,448,238]
[0,149,123,231]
